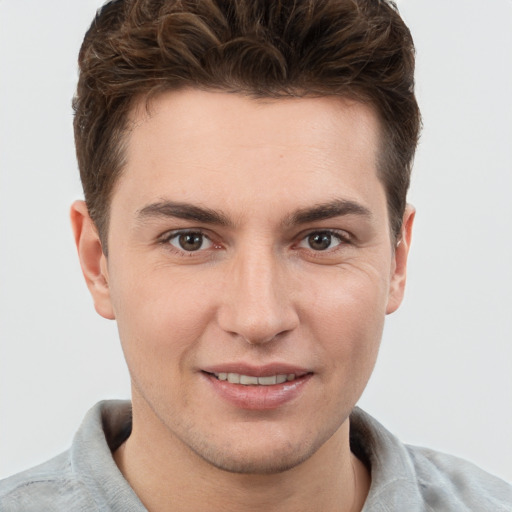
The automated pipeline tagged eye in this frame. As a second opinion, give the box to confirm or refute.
[167,231,213,252]
[298,230,348,251]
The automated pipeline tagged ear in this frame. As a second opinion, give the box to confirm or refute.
[386,205,415,315]
[70,200,115,320]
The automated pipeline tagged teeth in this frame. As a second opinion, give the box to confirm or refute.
[258,376,277,385]
[240,375,259,385]
[214,372,296,386]
[227,373,240,384]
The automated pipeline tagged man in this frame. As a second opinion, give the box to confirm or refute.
[1,0,510,510]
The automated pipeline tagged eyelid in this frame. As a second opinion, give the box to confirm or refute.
[296,228,352,245]
[159,228,219,253]
[157,227,353,256]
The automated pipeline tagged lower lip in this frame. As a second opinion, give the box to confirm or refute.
[203,372,312,410]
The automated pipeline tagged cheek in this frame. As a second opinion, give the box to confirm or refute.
[304,266,389,389]
[109,266,216,379]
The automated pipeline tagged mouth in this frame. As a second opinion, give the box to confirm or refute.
[202,369,312,409]
[200,364,313,409]
[206,371,304,386]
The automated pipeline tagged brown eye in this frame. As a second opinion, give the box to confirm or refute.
[308,232,333,251]
[169,232,212,252]
[298,231,346,251]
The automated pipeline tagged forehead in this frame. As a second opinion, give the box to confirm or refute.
[115,89,385,222]
[128,89,380,158]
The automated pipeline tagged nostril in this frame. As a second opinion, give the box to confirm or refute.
[241,332,278,346]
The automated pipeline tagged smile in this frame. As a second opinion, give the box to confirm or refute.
[212,372,297,385]
[203,369,313,410]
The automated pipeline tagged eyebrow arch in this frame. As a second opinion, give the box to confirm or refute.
[137,198,371,228]
[285,199,372,226]
[136,201,232,226]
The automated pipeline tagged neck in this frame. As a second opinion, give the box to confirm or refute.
[114,398,370,512]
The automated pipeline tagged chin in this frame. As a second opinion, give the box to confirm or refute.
[178,420,335,475]
[194,442,317,475]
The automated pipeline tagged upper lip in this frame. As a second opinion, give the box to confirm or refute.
[201,363,311,378]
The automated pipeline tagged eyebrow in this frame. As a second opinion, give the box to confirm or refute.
[284,199,372,226]
[136,198,372,227]
[136,201,232,226]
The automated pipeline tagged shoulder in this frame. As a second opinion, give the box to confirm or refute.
[350,408,512,511]
[405,444,512,511]
[0,400,134,512]
[0,451,97,512]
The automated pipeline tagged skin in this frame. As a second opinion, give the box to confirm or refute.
[71,89,414,512]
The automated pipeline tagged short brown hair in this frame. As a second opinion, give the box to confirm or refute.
[73,0,420,248]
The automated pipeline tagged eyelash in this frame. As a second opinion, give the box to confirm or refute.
[159,229,352,256]
[160,230,218,254]
[296,229,351,252]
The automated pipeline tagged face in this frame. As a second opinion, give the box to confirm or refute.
[73,89,412,474]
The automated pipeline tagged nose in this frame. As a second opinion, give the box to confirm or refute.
[217,245,299,345]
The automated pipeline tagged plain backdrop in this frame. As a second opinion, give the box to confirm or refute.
[0,0,511,482]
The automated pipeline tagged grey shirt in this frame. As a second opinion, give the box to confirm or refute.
[1,401,511,511]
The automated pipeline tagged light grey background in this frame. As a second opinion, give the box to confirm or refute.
[1,0,511,482]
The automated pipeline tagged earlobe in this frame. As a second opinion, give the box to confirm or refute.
[70,200,115,320]
[386,205,415,315]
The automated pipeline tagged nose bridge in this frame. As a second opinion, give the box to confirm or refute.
[218,241,298,344]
